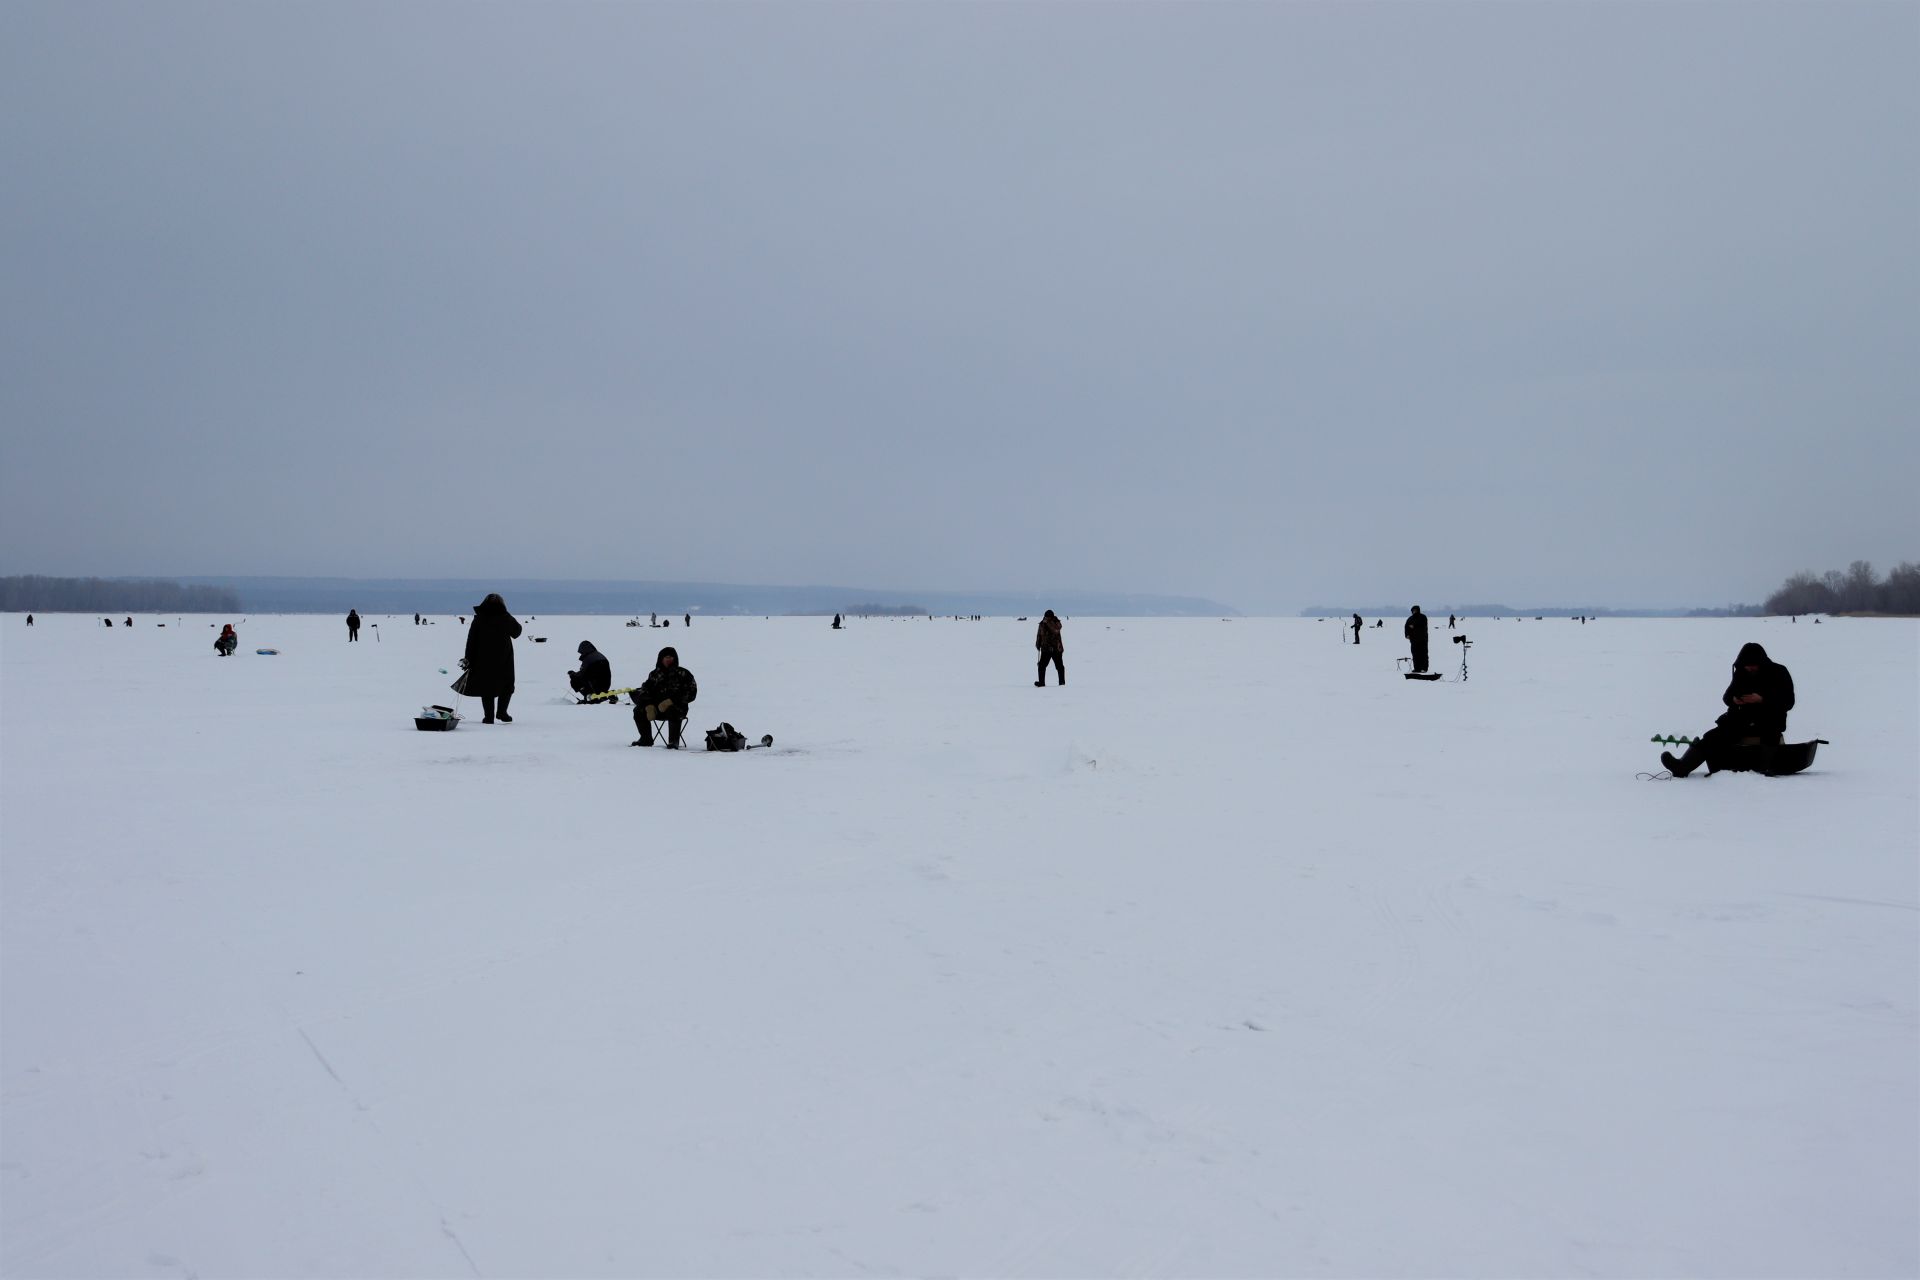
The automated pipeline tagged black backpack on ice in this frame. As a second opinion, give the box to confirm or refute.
[704,722,747,752]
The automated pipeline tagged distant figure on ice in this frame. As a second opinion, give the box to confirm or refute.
[463,593,522,723]
[684,614,690,627]
[1034,610,1065,686]
[215,624,238,656]
[1404,605,1429,673]
[1351,613,1362,644]
[24,615,31,626]
[832,613,843,630]
[124,617,133,628]
[570,641,613,701]
[1660,643,1796,777]
[414,612,422,626]
[102,617,112,627]
[632,646,697,748]
[1448,614,1457,629]
[346,609,361,641]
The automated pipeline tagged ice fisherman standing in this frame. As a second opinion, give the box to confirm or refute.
[463,593,522,723]
[1404,605,1429,673]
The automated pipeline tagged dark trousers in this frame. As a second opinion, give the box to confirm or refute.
[1410,641,1428,672]
[1037,652,1065,685]
[1674,724,1782,775]
[634,705,684,746]
[348,629,358,641]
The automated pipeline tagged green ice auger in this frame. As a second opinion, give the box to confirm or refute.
[1650,734,1698,746]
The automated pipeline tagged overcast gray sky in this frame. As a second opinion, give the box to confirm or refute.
[2,1,1913,612]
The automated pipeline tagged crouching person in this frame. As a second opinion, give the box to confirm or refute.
[632,646,697,748]
[1661,642,1795,777]
[570,641,613,701]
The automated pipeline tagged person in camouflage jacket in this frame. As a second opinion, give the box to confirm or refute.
[1034,610,1065,687]
[633,646,697,747]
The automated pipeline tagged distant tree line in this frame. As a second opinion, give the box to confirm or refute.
[1764,561,1920,616]
[838,603,929,616]
[0,575,241,613]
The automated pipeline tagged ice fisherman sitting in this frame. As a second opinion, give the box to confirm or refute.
[570,641,613,701]
[632,646,697,748]
[1660,642,1795,777]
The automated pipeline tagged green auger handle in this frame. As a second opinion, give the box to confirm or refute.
[1649,734,1698,746]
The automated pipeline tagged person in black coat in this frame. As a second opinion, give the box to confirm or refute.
[570,641,613,700]
[462,593,523,723]
[1350,613,1362,644]
[346,609,361,641]
[1404,605,1429,673]
[1661,642,1796,777]
[632,646,697,748]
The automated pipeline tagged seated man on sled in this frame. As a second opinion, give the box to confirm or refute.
[1661,642,1795,777]
[569,641,613,702]
[632,646,697,748]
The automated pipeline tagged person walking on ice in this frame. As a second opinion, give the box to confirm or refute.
[1034,610,1065,686]
[346,609,361,641]
[1351,613,1363,645]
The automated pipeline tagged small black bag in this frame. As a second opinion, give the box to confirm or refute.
[704,722,747,752]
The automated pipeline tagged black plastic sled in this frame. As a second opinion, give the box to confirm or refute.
[1714,739,1828,777]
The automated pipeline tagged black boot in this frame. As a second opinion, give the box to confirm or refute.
[1663,739,1708,777]
[496,693,512,724]
[481,695,496,724]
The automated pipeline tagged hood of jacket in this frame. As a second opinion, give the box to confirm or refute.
[578,641,601,658]
[656,646,679,668]
[1734,642,1772,669]
[472,594,507,616]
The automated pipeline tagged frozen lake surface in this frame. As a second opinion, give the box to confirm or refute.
[3,612,1915,1278]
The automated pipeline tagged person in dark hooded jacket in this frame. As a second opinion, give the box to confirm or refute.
[463,593,523,723]
[1661,642,1795,777]
[1034,610,1065,686]
[570,641,613,700]
[632,646,697,747]
[1404,605,1429,672]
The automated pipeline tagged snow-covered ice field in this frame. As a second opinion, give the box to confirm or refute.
[2,612,1915,1279]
